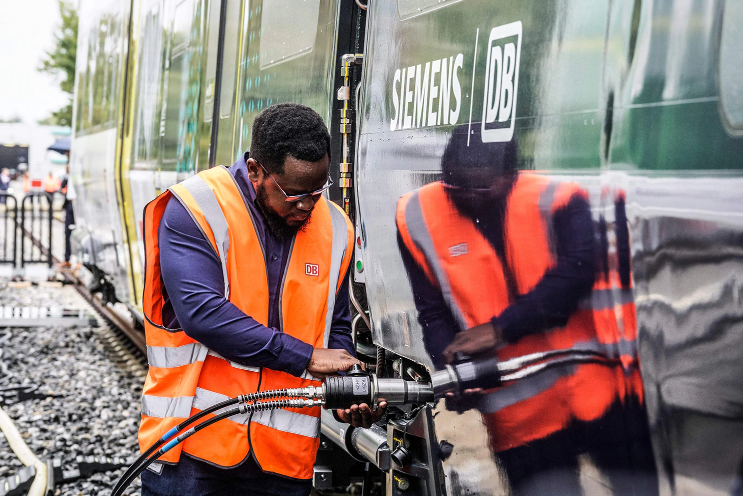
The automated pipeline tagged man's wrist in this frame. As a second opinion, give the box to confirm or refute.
[490,317,506,344]
[281,336,314,377]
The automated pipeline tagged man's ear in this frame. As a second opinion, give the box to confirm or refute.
[246,158,261,182]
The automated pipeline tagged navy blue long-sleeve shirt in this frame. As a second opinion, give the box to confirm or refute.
[398,190,595,369]
[158,154,354,377]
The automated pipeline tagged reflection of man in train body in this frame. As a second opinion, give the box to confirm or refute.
[396,127,657,495]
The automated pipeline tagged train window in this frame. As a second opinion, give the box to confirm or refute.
[719,1,743,132]
[133,4,164,165]
[397,0,462,20]
[259,0,320,69]
[203,0,221,122]
[161,0,194,170]
[219,0,242,118]
[74,1,125,133]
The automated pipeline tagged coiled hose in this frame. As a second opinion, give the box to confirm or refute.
[112,391,323,496]
[376,346,385,378]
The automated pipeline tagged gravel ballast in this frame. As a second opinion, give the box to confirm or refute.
[0,280,145,495]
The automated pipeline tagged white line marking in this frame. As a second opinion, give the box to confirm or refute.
[467,28,480,146]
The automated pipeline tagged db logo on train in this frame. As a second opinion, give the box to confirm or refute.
[387,21,522,144]
[305,263,320,277]
[481,21,522,143]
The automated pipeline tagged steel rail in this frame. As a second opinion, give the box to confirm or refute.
[21,220,147,355]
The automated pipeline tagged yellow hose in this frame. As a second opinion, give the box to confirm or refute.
[0,405,48,496]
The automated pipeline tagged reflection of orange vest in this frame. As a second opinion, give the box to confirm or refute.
[397,174,642,452]
[23,176,30,193]
[138,166,353,478]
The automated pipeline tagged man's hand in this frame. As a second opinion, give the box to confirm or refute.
[336,401,387,428]
[442,322,502,364]
[307,348,362,380]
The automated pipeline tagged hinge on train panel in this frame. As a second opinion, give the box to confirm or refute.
[338,54,364,215]
[339,162,353,189]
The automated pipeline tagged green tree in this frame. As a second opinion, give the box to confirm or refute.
[0,115,23,123]
[38,1,78,127]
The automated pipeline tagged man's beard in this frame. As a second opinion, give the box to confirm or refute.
[255,183,312,239]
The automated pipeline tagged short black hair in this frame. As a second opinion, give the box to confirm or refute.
[250,103,331,175]
[441,124,517,188]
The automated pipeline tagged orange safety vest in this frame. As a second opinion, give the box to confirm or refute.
[44,176,59,193]
[138,165,354,478]
[397,174,643,452]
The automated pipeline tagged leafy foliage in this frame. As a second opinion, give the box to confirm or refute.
[38,1,78,126]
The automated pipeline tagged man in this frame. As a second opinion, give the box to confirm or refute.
[139,104,384,496]
[59,162,75,266]
[43,171,59,194]
[0,168,10,204]
[396,127,656,495]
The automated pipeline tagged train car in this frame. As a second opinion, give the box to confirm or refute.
[70,0,743,494]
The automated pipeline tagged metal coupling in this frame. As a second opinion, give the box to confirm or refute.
[301,385,325,400]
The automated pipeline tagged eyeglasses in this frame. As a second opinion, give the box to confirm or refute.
[441,182,496,194]
[259,162,333,203]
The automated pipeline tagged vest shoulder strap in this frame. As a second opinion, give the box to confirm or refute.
[169,167,236,298]
[397,185,469,331]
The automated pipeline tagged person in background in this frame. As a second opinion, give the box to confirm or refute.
[59,160,75,266]
[22,172,30,194]
[43,171,59,194]
[396,126,657,495]
[0,168,10,204]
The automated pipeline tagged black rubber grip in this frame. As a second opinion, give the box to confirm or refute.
[324,375,373,409]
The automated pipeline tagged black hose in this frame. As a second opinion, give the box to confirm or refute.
[113,393,320,496]
[114,386,298,494]
[110,396,239,496]
[114,389,298,491]
[376,346,385,378]
[112,406,243,496]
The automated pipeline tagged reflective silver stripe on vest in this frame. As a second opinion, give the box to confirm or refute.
[404,191,468,331]
[324,202,351,347]
[252,408,320,438]
[141,395,194,419]
[538,180,558,256]
[147,343,208,369]
[300,369,322,382]
[173,174,231,298]
[579,288,635,311]
[192,387,250,424]
[207,350,260,372]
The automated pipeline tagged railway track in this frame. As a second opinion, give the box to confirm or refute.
[0,216,147,495]
[21,215,146,355]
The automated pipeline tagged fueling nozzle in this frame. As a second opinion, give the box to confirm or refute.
[319,364,435,409]
[312,359,503,409]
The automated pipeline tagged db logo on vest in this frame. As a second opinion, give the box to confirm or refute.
[481,21,522,143]
[305,263,319,277]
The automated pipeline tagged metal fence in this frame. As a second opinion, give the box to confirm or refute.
[0,193,18,267]
[19,192,54,268]
[0,192,61,278]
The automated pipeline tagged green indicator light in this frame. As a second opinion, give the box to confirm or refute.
[356,260,363,272]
